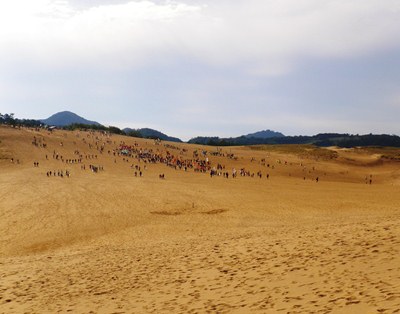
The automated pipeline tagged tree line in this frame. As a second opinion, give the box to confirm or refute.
[188,133,400,148]
[0,113,42,127]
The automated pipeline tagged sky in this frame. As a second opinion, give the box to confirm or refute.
[1,0,400,140]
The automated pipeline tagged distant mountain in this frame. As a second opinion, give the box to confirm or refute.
[123,127,182,143]
[188,129,285,146]
[30,111,400,147]
[245,129,284,139]
[41,111,101,127]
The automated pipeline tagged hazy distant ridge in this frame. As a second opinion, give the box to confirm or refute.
[245,129,285,139]
[41,111,101,127]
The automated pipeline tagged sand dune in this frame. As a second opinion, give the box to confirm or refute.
[1,125,400,313]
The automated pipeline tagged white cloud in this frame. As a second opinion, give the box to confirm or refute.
[1,0,400,74]
[0,1,203,68]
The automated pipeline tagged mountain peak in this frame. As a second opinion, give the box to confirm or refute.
[245,129,285,139]
[41,111,101,127]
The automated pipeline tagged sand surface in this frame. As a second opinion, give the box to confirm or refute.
[1,126,400,313]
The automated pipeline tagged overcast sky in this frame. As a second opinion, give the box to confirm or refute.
[1,0,400,140]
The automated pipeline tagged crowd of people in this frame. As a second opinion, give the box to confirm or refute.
[46,170,70,178]
[32,132,322,182]
[2,129,372,185]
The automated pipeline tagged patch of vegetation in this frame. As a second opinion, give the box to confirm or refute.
[354,147,400,161]
[124,128,182,142]
[63,123,125,135]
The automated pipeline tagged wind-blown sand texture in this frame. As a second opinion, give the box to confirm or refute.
[1,125,400,313]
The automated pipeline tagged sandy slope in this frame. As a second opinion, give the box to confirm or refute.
[1,125,400,313]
